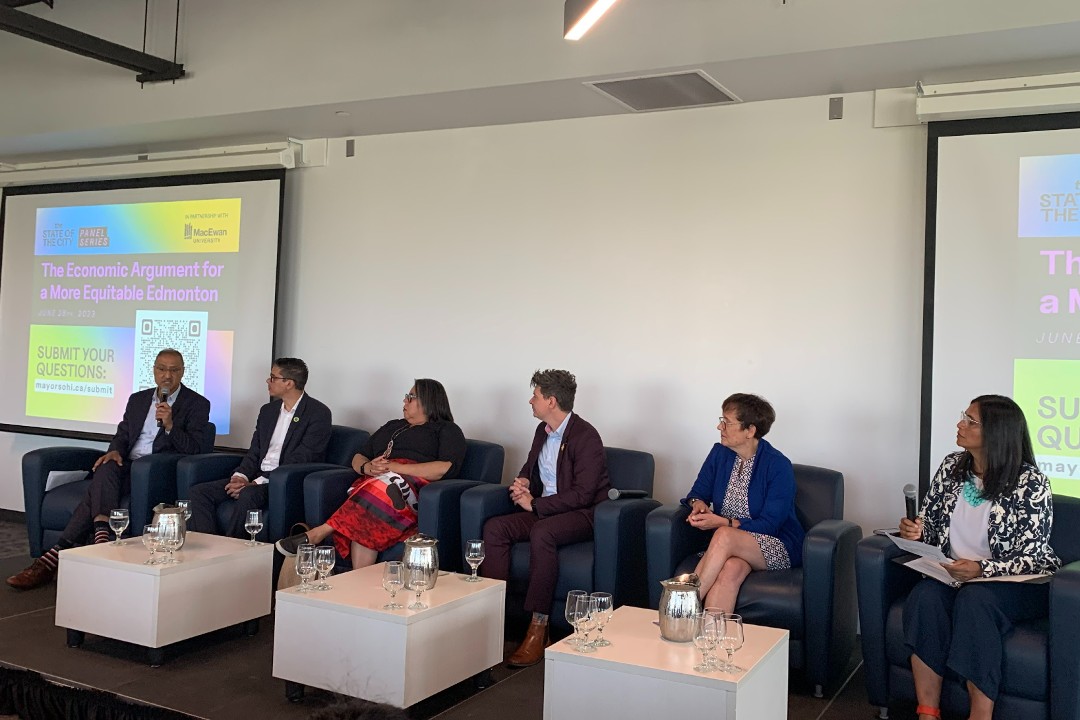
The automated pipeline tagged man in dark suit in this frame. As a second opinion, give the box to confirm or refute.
[481,369,610,667]
[188,357,332,539]
[7,348,211,590]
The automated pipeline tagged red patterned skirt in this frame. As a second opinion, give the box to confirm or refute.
[326,459,428,557]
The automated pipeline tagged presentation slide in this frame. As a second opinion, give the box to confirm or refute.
[0,171,283,449]
[928,118,1080,498]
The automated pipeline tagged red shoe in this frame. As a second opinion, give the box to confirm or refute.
[6,557,56,590]
[916,706,941,719]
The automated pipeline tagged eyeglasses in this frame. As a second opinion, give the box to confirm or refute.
[154,365,183,374]
[959,411,981,427]
[404,393,418,402]
[267,375,289,383]
[718,416,742,428]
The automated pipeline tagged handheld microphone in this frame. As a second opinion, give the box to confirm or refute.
[903,483,918,521]
[608,488,648,500]
[157,386,169,427]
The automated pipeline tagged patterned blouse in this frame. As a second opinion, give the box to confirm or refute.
[921,451,1061,577]
[721,455,791,570]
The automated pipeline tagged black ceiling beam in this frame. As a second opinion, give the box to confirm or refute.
[0,5,183,83]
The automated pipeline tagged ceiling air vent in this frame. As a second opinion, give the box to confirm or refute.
[586,70,739,112]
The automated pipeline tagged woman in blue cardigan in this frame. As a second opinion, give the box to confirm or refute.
[683,393,804,612]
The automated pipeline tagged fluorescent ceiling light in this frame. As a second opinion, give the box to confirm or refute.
[915,71,1080,123]
[564,0,620,41]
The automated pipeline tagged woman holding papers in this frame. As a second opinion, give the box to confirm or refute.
[681,393,804,613]
[898,394,1060,720]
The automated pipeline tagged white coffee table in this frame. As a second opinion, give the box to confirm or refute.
[544,605,789,719]
[273,562,506,707]
[55,531,273,665]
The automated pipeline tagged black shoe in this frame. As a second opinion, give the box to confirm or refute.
[275,532,309,557]
[386,482,408,511]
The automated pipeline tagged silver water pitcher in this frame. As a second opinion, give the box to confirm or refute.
[402,534,439,591]
[152,504,187,551]
[658,573,702,642]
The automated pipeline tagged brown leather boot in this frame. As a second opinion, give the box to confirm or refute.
[507,618,549,667]
[6,557,56,590]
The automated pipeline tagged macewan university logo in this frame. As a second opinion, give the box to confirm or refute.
[77,226,110,247]
[183,222,228,242]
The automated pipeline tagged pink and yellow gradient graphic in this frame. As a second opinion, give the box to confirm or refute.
[25,325,234,433]
[36,199,241,256]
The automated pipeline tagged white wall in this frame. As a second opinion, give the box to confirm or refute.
[0,90,928,534]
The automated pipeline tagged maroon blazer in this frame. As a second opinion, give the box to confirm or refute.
[521,413,610,519]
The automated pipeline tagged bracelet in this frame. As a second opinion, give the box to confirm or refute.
[727,517,733,527]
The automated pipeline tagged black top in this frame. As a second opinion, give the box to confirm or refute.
[361,419,467,479]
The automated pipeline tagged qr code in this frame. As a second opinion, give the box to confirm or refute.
[133,310,208,395]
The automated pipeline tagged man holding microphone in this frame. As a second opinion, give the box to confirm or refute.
[7,348,210,590]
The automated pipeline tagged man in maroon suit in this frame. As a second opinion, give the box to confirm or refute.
[481,369,610,667]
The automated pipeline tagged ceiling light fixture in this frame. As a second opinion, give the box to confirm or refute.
[564,0,619,41]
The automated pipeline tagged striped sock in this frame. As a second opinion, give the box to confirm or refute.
[93,521,110,544]
[38,547,60,570]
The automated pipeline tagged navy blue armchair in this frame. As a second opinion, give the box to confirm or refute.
[645,464,861,697]
[458,447,658,633]
[175,424,368,542]
[303,438,505,570]
[856,494,1080,720]
[23,422,216,557]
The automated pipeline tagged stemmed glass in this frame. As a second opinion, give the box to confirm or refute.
[564,590,587,648]
[314,546,335,590]
[382,561,405,609]
[176,500,192,525]
[464,539,485,582]
[157,514,181,563]
[244,510,263,546]
[295,544,317,592]
[142,525,160,564]
[572,594,599,653]
[718,613,745,672]
[408,565,434,610]
[589,592,614,647]
[693,611,720,673]
[109,508,129,545]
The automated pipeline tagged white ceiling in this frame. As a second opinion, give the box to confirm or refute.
[3,0,1080,162]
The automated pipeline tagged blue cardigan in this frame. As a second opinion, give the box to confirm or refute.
[682,438,805,567]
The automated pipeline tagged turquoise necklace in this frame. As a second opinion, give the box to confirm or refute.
[962,473,987,508]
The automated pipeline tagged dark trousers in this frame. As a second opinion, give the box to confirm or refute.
[903,577,1050,702]
[60,461,131,546]
[188,480,269,539]
[481,509,593,615]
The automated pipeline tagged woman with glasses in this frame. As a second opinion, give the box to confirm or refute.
[898,395,1060,720]
[682,393,804,613]
[275,378,466,569]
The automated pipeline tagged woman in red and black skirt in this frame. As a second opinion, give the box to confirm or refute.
[275,378,466,568]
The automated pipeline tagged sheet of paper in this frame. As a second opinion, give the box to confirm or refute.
[903,557,1051,586]
[885,533,949,562]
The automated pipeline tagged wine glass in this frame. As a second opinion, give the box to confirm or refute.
[693,612,720,673]
[464,539,485,582]
[382,561,405,609]
[109,508,129,545]
[408,565,433,610]
[296,544,317,592]
[564,590,587,648]
[572,595,598,653]
[718,613,745,672]
[314,546,335,590]
[156,514,181,563]
[142,525,160,564]
[176,500,192,525]
[589,592,614,647]
[244,510,263,546]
